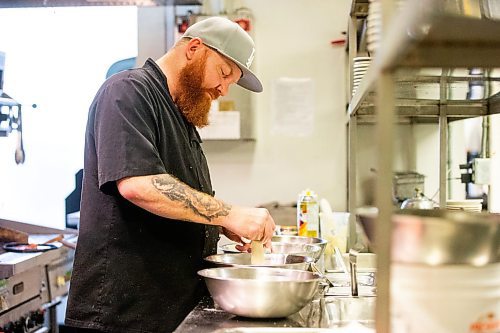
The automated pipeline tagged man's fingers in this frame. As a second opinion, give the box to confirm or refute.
[236,243,251,252]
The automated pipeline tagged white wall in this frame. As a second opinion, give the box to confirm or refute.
[0,7,137,229]
[355,124,441,206]
[490,114,500,212]
[202,0,351,211]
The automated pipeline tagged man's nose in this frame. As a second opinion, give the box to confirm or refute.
[217,83,229,97]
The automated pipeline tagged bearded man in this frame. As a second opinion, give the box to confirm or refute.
[65,17,275,333]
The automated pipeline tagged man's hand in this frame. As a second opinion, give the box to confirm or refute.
[219,206,276,248]
[221,227,251,252]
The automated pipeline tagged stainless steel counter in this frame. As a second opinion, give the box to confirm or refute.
[174,284,376,333]
[174,295,328,333]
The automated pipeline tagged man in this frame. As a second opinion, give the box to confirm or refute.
[65,17,276,333]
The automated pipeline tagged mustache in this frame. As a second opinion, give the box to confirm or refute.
[205,88,221,100]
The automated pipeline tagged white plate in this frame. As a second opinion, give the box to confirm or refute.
[353,56,372,61]
[446,199,483,205]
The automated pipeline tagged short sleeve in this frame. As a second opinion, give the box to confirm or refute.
[91,75,167,190]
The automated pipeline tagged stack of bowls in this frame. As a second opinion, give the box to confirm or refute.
[204,252,315,270]
[219,241,323,262]
[446,199,483,213]
[199,235,329,319]
[272,235,328,259]
[352,56,372,96]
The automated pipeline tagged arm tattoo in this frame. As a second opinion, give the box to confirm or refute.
[151,175,231,222]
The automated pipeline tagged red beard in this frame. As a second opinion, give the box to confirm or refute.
[175,50,220,128]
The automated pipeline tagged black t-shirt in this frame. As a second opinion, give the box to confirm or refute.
[65,59,220,333]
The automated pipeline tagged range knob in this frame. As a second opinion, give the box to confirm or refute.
[12,320,24,333]
[3,322,14,333]
[33,309,45,325]
[25,315,35,329]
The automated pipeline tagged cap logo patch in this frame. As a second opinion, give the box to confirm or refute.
[246,48,255,68]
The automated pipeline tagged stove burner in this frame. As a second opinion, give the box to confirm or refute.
[3,242,58,253]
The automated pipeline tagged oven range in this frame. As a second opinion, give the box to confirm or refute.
[0,219,77,333]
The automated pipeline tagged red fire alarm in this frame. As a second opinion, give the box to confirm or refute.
[178,19,189,34]
[234,18,251,32]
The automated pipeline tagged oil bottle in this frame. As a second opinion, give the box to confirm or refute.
[297,189,319,237]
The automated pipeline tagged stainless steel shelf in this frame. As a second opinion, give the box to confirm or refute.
[346,2,500,333]
[350,0,369,18]
[348,0,500,117]
[352,86,500,123]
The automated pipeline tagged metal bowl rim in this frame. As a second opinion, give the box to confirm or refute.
[394,209,500,226]
[219,242,322,253]
[198,267,322,282]
[272,235,329,245]
[205,253,316,264]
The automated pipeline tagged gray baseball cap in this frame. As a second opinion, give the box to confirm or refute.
[182,17,263,93]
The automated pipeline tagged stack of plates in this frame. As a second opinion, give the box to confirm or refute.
[445,199,483,213]
[367,0,406,54]
[352,56,372,96]
[366,0,381,54]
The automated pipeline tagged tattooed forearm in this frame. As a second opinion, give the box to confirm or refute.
[151,175,231,222]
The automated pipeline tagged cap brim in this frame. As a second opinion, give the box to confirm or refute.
[237,66,263,93]
[212,48,263,93]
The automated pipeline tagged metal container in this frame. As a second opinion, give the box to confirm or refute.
[325,295,376,328]
[393,171,425,202]
[198,267,322,318]
[204,253,315,270]
[219,242,322,262]
[400,189,435,209]
[393,209,499,265]
[357,209,500,266]
[272,235,328,258]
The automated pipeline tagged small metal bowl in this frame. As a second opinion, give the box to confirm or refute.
[198,267,322,318]
[272,242,323,261]
[219,242,323,262]
[204,253,315,270]
[272,235,328,258]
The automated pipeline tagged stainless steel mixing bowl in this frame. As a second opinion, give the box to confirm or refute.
[219,242,322,261]
[272,242,323,261]
[204,253,315,270]
[393,209,500,266]
[272,235,328,258]
[198,267,322,318]
[358,209,500,266]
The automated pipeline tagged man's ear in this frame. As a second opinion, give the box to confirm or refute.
[185,37,203,60]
